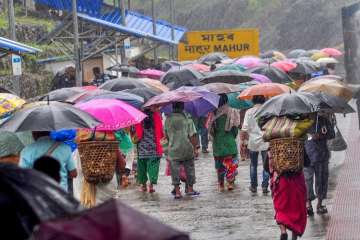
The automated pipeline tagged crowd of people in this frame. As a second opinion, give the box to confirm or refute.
[0,48,351,240]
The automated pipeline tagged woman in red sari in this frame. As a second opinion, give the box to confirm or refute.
[265,153,308,240]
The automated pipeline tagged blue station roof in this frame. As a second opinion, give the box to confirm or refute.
[0,37,42,55]
[35,0,187,45]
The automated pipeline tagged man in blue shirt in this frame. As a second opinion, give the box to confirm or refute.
[20,131,77,192]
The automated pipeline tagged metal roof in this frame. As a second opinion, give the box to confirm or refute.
[0,37,42,55]
[79,10,186,45]
[34,0,187,45]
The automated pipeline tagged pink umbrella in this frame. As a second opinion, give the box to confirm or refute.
[271,60,297,73]
[137,69,165,80]
[235,56,264,69]
[321,48,342,57]
[250,73,272,83]
[75,99,147,130]
[184,63,210,72]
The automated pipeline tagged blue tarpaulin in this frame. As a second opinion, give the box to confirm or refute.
[0,37,41,55]
[34,0,186,45]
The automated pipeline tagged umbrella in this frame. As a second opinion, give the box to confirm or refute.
[234,56,263,69]
[202,82,249,94]
[0,163,80,222]
[249,73,272,83]
[198,52,229,65]
[320,48,342,57]
[0,132,25,158]
[0,101,101,132]
[216,64,247,72]
[200,70,252,84]
[316,57,339,66]
[289,61,319,75]
[238,83,293,100]
[160,60,182,72]
[298,75,353,101]
[0,93,26,118]
[227,93,253,110]
[76,99,147,130]
[139,78,169,93]
[271,60,297,73]
[136,69,165,80]
[311,51,329,61]
[247,66,292,83]
[33,199,189,240]
[184,63,211,72]
[255,92,323,118]
[160,68,203,90]
[100,78,149,91]
[309,92,355,114]
[68,89,144,108]
[38,87,88,102]
[0,86,15,94]
[288,49,307,59]
[144,87,220,117]
[122,87,161,102]
[261,50,287,61]
[106,64,140,74]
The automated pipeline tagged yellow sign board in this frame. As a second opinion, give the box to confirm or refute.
[178,28,260,61]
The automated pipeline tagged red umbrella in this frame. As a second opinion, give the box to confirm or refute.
[320,48,342,57]
[271,60,297,73]
[33,199,189,240]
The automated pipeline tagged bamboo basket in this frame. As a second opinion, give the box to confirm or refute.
[78,141,118,184]
[269,138,304,175]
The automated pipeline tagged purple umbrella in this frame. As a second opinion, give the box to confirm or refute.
[144,87,220,117]
[250,73,272,83]
[234,56,265,69]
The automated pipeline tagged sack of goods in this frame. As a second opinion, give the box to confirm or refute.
[262,116,313,142]
[270,137,305,175]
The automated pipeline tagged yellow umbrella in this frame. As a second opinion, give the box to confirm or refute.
[273,51,287,61]
[298,76,352,101]
[0,93,26,118]
[311,51,329,61]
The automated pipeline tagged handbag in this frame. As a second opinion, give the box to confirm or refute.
[327,125,347,151]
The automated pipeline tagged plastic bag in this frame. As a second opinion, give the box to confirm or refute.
[327,126,347,151]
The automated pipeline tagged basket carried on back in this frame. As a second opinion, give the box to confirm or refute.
[269,138,304,175]
[78,141,118,184]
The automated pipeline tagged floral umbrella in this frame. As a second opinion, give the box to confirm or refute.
[0,93,26,119]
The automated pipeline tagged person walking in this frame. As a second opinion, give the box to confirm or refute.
[165,102,199,199]
[304,113,335,215]
[209,94,240,191]
[19,131,77,192]
[193,116,209,153]
[134,108,164,193]
[242,95,270,194]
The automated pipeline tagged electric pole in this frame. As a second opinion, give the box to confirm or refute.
[72,0,82,86]
[169,0,175,60]
[119,0,127,65]
[151,0,158,65]
[8,0,16,40]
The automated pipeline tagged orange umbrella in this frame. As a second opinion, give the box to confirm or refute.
[298,75,352,101]
[238,83,293,100]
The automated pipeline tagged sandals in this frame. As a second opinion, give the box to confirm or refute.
[186,191,200,196]
[174,195,183,200]
[307,206,314,216]
[317,205,328,214]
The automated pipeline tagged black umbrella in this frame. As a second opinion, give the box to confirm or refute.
[200,70,252,84]
[68,89,144,108]
[290,60,320,75]
[161,68,203,90]
[0,101,100,132]
[308,92,355,114]
[0,164,80,238]
[100,77,149,91]
[246,66,292,84]
[37,87,86,102]
[106,64,140,74]
[255,92,323,118]
[160,60,182,72]
[198,52,229,65]
[33,199,189,240]
[0,86,15,94]
[123,87,161,102]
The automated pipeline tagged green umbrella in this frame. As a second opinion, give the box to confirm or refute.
[227,92,253,110]
[216,64,247,72]
[0,132,25,158]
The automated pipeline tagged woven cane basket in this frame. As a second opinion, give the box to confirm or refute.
[78,141,118,184]
[269,138,304,174]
